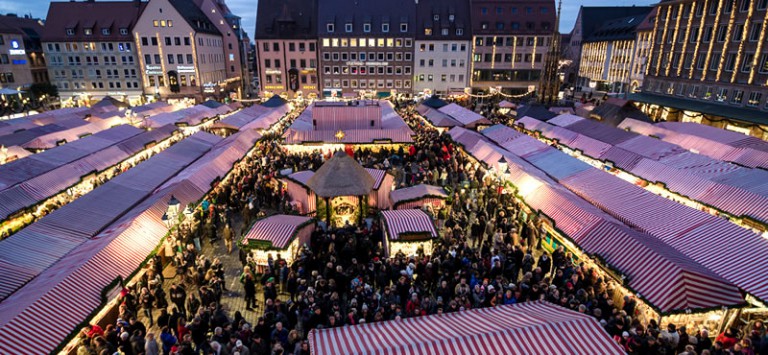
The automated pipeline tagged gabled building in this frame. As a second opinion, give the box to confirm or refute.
[255,0,319,98]
[317,0,416,97]
[577,6,654,93]
[194,0,249,98]
[0,14,47,90]
[41,0,147,106]
[413,0,472,96]
[134,0,226,103]
[566,6,655,90]
[469,0,556,95]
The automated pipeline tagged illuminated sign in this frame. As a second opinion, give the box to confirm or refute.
[145,65,162,75]
[107,92,127,96]
[11,59,27,65]
[176,65,195,73]
[203,82,216,93]
[264,69,281,75]
[11,40,19,49]
[262,85,284,90]
[9,49,26,56]
[346,61,388,66]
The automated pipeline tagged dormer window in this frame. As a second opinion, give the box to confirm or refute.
[382,23,389,32]
[327,23,334,32]
[120,28,128,35]
[456,28,464,35]
[66,28,75,36]
[425,28,432,36]
[84,28,93,36]
[400,23,407,32]
[345,23,352,32]
[442,28,448,35]
[433,14,439,21]
[363,23,371,32]
[449,14,455,21]
[102,28,111,35]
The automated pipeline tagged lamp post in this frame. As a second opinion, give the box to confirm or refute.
[497,157,508,176]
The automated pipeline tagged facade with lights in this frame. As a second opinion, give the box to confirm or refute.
[634,0,768,139]
[0,15,47,91]
[255,0,320,99]
[134,0,227,103]
[40,1,146,106]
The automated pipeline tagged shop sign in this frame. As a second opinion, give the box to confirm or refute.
[265,69,281,75]
[9,40,25,55]
[107,92,127,96]
[177,65,195,73]
[145,65,162,75]
[203,82,216,93]
[345,61,388,66]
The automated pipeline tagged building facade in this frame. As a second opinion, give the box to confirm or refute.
[317,0,416,96]
[195,0,249,98]
[41,1,146,106]
[413,0,472,96]
[0,15,47,90]
[635,0,768,139]
[469,0,556,94]
[566,6,657,90]
[134,0,226,103]
[255,0,320,98]
[577,7,654,93]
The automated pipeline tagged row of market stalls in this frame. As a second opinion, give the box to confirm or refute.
[143,100,236,129]
[415,96,492,131]
[449,125,764,330]
[0,126,265,354]
[0,124,179,234]
[619,119,768,170]
[210,96,291,135]
[309,301,624,355]
[514,114,768,234]
[282,100,414,152]
[0,100,178,164]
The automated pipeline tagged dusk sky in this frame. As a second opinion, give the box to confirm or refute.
[4,0,657,43]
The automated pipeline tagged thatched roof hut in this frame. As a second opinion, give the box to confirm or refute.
[307,152,375,197]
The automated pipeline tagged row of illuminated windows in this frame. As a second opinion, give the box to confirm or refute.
[51,68,138,79]
[418,42,467,52]
[324,78,412,89]
[144,54,194,65]
[658,51,768,74]
[418,58,466,68]
[658,23,764,44]
[415,74,465,83]
[475,36,547,47]
[55,81,140,90]
[147,74,197,87]
[649,80,767,108]
[48,55,134,66]
[321,38,413,48]
[321,51,412,62]
[45,42,133,53]
[263,59,317,69]
[264,74,317,85]
[322,65,412,76]
[65,27,129,36]
[473,53,542,63]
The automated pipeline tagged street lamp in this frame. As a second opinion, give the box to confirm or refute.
[497,157,508,176]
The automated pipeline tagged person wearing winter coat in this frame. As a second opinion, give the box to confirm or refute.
[144,332,160,355]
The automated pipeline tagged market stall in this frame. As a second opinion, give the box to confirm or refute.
[389,183,448,210]
[380,209,437,257]
[242,214,315,269]
[309,301,624,355]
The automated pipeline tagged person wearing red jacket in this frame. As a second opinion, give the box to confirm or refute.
[715,327,739,349]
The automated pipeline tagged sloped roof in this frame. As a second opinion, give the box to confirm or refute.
[41,1,147,42]
[306,152,375,197]
[584,9,654,42]
[576,6,655,41]
[169,0,221,35]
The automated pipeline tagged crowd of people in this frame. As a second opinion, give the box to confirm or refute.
[70,98,767,355]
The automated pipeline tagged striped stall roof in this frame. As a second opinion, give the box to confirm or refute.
[437,103,492,127]
[390,184,448,207]
[243,214,313,249]
[381,209,437,241]
[422,108,462,127]
[0,128,257,354]
[283,127,414,144]
[287,169,390,190]
[547,113,585,127]
[0,133,220,303]
[309,301,624,355]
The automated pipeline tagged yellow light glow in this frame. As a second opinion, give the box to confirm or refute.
[335,130,345,140]
[715,1,738,82]
[731,0,754,83]
[701,0,725,81]
[689,0,710,79]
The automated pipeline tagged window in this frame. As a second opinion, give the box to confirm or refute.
[741,53,754,72]
[481,7,487,14]
[702,26,713,42]
[496,22,505,30]
[760,0,768,10]
[151,37,158,46]
[748,92,762,106]
[102,28,110,35]
[740,0,750,11]
[327,23,334,33]
[154,54,161,64]
[363,23,371,33]
[732,90,744,104]
[750,23,762,41]
[382,23,389,32]
[716,88,728,102]
[425,28,432,36]
[732,24,744,41]
[724,53,737,71]
[717,25,728,42]
[273,42,279,51]
[177,54,184,64]
[760,54,768,73]
[690,27,699,43]
[66,28,75,36]
[400,23,408,32]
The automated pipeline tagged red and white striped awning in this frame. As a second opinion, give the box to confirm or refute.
[243,214,313,249]
[309,301,624,355]
[390,184,448,207]
[380,209,437,241]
